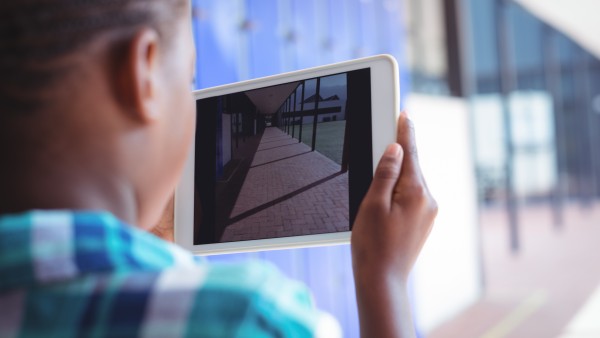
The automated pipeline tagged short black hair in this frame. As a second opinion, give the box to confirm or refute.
[0,0,187,114]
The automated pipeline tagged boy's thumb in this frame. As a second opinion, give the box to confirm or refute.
[366,143,403,206]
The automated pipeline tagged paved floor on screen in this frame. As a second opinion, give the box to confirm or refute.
[220,127,349,242]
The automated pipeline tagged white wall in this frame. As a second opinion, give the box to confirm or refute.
[406,94,482,333]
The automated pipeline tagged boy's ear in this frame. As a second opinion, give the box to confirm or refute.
[117,28,162,123]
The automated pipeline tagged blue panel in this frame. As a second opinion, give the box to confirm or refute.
[314,0,334,65]
[207,246,358,336]
[344,0,363,59]
[197,0,414,335]
[340,244,359,337]
[207,251,261,264]
[304,246,343,330]
[374,0,411,108]
[314,245,360,337]
[374,1,392,55]
[246,0,283,78]
[358,0,378,56]
[292,0,320,69]
[328,0,353,63]
[192,0,241,89]
[261,248,306,281]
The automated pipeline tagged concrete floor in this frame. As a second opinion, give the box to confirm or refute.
[429,202,600,338]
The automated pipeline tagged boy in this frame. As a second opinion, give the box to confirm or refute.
[0,1,437,337]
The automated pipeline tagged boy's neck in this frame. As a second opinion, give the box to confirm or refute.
[0,109,138,225]
[0,167,137,224]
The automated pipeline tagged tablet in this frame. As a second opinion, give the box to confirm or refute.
[175,54,399,255]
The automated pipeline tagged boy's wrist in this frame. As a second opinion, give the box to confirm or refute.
[351,244,410,285]
[352,257,416,338]
[352,261,409,290]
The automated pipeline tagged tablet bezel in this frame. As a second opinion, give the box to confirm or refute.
[175,54,399,255]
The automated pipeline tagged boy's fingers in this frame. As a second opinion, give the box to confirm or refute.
[365,143,404,210]
[396,111,423,181]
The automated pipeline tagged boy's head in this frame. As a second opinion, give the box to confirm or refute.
[0,0,196,228]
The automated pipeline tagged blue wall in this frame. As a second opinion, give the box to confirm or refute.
[191,1,410,335]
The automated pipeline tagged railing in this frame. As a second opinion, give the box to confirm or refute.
[274,76,349,173]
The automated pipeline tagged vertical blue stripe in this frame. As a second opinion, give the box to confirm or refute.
[247,0,283,78]
[115,226,144,270]
[106,273,159,336]
[78,279,104,333]
[0,213,35,289]
[21,279,95,338]
[292,0,319,70]
[192,1,241,89]
[73,214,112,273]
[328,0,352,63]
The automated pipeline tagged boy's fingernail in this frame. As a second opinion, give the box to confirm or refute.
[385,143,401,157]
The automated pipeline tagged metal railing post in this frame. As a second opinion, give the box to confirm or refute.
[292,90,296,138]
[287,96,291,134]
[299,81,305,143]
[341,99,350,172]
[311,78,321,151]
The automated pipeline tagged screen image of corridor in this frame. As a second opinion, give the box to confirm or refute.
[213,73,351,243]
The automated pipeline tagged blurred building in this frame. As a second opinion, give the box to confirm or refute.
[405,0,600,335]
[406,0,600,205]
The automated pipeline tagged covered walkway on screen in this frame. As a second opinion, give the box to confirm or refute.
[220,127,349,242]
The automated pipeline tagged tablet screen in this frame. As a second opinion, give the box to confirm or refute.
[194,68,373,245]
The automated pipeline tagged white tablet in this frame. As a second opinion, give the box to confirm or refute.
[175,54,399,255]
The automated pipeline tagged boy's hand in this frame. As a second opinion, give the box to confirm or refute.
[151,195,175,242]
[352,111,437,280]
[351,112,437,337]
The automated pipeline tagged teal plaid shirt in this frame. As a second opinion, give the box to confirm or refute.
[0,211,340,337]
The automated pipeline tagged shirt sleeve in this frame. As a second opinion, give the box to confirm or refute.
[184,260,342,338]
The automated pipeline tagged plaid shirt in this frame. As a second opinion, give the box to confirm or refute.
[0,211,340,338]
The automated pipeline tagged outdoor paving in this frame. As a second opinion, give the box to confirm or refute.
[220,127,349,242]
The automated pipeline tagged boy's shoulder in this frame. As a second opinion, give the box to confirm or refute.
[0,210,336,337]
